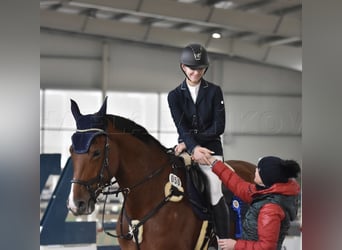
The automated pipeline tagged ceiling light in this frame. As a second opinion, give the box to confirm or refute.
[212,32,222,39]
[214,1,234,9]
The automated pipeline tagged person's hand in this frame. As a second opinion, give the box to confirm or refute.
[191,146,214,165]
[202,155,217,166]
[217,238,236,250]
[174,142,187,156]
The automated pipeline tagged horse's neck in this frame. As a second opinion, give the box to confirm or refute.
[106,121,171,212]
[120,152,169,189]
[118,150,170,216]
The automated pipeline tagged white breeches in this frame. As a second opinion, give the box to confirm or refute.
[198,155,223,206]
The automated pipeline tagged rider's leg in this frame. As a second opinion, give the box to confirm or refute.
[199,156,230,241]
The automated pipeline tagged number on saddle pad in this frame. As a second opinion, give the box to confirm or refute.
[169,173,182,188]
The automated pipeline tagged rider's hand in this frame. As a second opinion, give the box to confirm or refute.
[191,146,214,165]
[174,142,187,156]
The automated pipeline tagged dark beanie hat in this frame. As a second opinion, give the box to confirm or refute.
[257,156,300,187]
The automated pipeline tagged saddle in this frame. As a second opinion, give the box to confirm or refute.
[178,152,212,221]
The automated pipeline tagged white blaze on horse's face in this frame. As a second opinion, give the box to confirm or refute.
[67,182,95,215]
[67,183,77,212]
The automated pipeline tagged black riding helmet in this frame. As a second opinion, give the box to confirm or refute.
[180,44,209,78]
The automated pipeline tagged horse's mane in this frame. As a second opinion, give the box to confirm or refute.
[107,114,168,151]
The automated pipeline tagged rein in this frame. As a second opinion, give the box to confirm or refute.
[100,158,176,247]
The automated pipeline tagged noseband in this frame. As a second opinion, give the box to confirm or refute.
[71,133,113,202]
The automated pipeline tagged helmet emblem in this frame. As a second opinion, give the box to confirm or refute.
[194,52,201,60]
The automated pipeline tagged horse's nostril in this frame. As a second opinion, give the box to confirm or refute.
[77,200,86,213]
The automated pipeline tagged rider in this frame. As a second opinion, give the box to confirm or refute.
[167,43,230,243]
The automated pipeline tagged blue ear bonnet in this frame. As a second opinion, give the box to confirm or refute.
[70,97,108,154]
[71,114,107,154]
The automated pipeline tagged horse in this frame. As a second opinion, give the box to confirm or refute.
[67,97,256,250]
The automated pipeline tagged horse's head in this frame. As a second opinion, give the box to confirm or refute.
[67,97,118,215]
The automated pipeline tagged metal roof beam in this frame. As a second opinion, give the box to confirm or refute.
[68,0,300,38]
[41,9,301,71]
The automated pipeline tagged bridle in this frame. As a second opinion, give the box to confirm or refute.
[70,132,113,203]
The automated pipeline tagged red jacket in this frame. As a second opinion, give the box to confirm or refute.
[212,161,300,250]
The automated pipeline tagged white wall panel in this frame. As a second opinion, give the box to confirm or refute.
[160,93,177,132]
[223,94,301,163]
[159,133,179,149]
[43,130,74,168]
[40,33,102,57]
[43,90,102,129]
[226,95,301,135]
[41,90,102,166]
[106,91,159,131]
[41,58,102,88]
[268,45,302,72]
[109,43,183,92]
[221,60,301,94]
[223,135,301,164]
[40,33,301,94]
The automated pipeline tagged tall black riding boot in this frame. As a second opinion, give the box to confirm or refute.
[212,197,230,239]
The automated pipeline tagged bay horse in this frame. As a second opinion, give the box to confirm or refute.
[67,97,256,250]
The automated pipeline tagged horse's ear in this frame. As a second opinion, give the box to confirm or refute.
[70,99,82,120]
[97,96,108,116]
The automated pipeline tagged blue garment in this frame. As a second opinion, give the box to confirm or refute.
[167,79,226,155]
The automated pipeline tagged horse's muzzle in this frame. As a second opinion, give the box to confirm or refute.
[66,198,95,215]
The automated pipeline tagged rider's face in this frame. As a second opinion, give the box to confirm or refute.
[182,64,206,85]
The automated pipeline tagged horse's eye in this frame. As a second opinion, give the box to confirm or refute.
[93,150,101,158]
